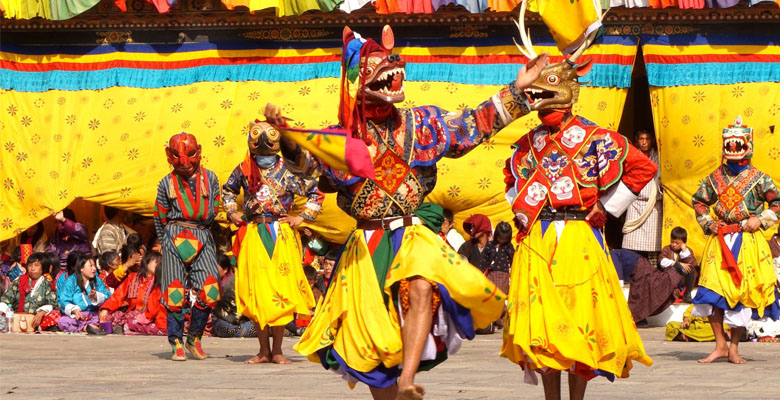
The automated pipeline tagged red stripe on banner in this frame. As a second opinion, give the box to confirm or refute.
[0,53,635,72]
[0,56,340,72]
[644,54,780,64]
[401,54,636,66]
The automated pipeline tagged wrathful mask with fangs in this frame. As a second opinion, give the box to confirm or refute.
[247,120,281,156]
[362,52,406,104]
[166,132,202,178]
[523,60,593,111]
[722,115,753,161]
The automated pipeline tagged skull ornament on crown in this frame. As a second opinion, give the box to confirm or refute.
[722,115,753,161]
[166,132,202,178]
[248,120,281,156]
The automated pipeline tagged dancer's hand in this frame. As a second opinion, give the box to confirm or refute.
[99,309,109,322]
[228,212,244,226]
[707,220,726,235]
[264,103,287,127]
[744,216,761,233]
[585,201,607,228]
[280,214,304,228]
[515,52,549,89]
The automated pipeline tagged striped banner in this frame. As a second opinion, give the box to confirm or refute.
[642,34,780,87]
[0,35,637,92]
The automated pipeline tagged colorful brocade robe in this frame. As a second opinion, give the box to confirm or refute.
[296,82,531,219]
[222,154,323,221]
[692,163,780,232]
[504,115,657,235]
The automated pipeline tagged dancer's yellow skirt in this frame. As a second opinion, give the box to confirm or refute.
[697,231,777,315]
[295,225,506,374]
[501,221,652,379]
[235,222,315,328]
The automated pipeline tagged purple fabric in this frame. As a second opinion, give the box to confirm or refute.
[124,310,167,336]
[51,219,91,269]
[58,311,99,332]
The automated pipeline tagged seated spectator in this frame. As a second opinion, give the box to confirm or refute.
[19,222,50,253]
[5,245,29,282]
[458,214,492,268]
[439,208,465,251]
[104,243,143,289]
[50,209,91,271]
[304,265,320,302]
[93,206,129,255]
[0,252,59,332]
[301,227,329,270]
[314,249,338,298]
[56,251,83,299]
[99,251,166,336]
[58,252,112,334]
[666,304,727,342]
[627,227,696,323]
[43,252,61,291]
[659,227,698,303]
[479,221,514,330]
[97,251,121,288]
[212,254,257,338]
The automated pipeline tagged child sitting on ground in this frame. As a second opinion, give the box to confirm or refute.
[0,252,59,332]
[99,251,166,335]
[58,252,112,334]
[659,226,698,303]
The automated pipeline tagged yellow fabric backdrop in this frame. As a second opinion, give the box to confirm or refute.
[0,82,627,244]
[651,83,780,258]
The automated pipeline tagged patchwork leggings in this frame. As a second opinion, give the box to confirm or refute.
[160,224,220,343]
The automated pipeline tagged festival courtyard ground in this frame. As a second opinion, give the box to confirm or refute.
[1,327,778,399]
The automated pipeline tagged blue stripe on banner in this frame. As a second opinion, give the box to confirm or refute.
[640,34,780,47]
[0,62,632,92]
[645,62,780,87]
[0,35,637,56]
[406,63,633,88]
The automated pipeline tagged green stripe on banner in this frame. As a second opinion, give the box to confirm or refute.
[257,223,275,259]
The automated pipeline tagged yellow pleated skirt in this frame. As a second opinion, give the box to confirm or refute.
[501,220,652,379]
[697,231,777,315]
[235,222,316,328]
[294,225,506,374]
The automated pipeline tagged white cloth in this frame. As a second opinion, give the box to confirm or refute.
[601,181,639,217]
[659,248,691,269]
[691,304,753,328]
[446,229,466,252]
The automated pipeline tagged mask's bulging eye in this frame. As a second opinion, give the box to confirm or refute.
[546,75,560,85]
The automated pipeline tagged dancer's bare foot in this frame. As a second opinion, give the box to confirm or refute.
[271,354,292,364]
[397,384,425,400]
[728,347,747,364]
[698,347,728,363]
[245,353,272,364]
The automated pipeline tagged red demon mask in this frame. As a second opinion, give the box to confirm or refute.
[165,132,202,178]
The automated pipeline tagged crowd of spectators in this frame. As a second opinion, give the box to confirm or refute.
[2,200,779,343]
